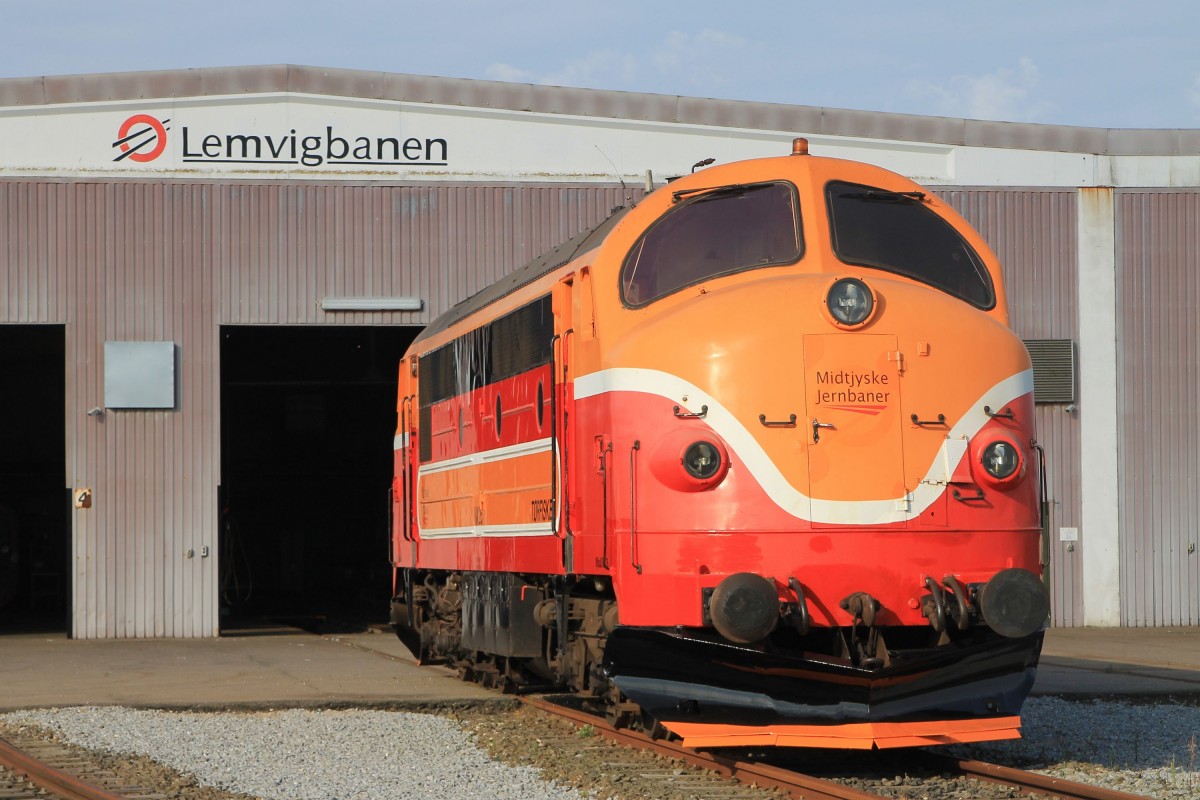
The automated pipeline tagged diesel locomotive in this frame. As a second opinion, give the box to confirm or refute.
[389,138,1049,749]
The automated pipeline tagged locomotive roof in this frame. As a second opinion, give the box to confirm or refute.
[413,206,630,345]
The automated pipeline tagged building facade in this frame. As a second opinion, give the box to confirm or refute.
[1,65,1198,637]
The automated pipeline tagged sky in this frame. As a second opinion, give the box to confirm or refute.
[3,1,1199,130]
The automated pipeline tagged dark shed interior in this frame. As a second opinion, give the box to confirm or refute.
[0,325,68,632]
[218,325,418,631]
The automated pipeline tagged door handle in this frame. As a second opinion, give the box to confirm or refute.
[812,419,836,443]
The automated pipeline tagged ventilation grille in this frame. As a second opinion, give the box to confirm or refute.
[1024,339,1075,403]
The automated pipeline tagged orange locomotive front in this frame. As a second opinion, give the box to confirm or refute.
[390,139,1049,749]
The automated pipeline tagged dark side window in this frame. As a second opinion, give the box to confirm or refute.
[826,181,995,309]
[621,181,802,306]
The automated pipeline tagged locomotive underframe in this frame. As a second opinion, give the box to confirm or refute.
[391,568,619,708]
[391,566,1043,735]
[604,625,1042,731]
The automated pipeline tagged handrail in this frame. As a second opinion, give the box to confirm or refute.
[630,440,642,574]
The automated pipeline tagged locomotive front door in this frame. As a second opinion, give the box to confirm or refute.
[802,334,908,528]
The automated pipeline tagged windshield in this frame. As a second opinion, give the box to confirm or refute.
[826,180,995,309]
[621,182,802,306]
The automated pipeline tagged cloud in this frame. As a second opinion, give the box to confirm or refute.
[542,49,640,89]
[484,28,757,96]
[485,63,537,84]
[652,29,752,93]
[486,50,636,90]
[907,58,1054,122]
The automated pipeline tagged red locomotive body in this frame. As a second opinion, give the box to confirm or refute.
[390,140,1049,749]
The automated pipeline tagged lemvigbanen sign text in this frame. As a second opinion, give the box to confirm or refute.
[181,125,448,168]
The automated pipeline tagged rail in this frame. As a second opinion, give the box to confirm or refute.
[0,735,128,800]
[925,753,1153,800]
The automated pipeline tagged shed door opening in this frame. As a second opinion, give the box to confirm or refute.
[0,325,68,633]
[219,326,418,631]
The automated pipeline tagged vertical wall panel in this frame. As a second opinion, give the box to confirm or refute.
[1117,190,1200,626]
[1,178,633,637]
[938,189,1082,627]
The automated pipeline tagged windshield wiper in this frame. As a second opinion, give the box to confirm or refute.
[672,183,756,203]
[838,189,926,204]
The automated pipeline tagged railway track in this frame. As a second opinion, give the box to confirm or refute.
[0,699,1162,800]
[929,754,1157,800]
[0,732,160,800]
[519,695,1156,800]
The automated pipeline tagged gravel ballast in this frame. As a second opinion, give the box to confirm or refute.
[4,697,1200,799]
[954,696,1200,799]
[1,706,588,800]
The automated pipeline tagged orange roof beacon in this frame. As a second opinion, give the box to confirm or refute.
[389,139,1049,750]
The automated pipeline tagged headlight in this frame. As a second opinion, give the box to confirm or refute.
[981,440,1020,480]
[683,441,722,480]
[650,431,730,491]
[826,277,874,326]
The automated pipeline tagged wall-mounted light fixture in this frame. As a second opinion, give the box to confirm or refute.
[320,297,423,312]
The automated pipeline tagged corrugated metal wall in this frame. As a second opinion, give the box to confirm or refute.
[0,179,632,638]
[1117,189,1200,626]
[9,175,1199,633]
[211,184,633,325]
[939,189,1082,626]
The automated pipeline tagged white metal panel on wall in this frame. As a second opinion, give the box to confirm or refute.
[6,64,1200,190]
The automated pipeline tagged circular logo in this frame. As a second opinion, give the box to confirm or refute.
[114,115,169,163]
